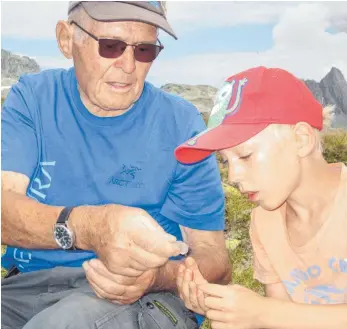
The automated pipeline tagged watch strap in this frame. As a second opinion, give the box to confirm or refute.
[57,206,75,225]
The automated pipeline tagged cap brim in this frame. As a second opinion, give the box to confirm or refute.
[82,2,177,40]
[175,123,270,164]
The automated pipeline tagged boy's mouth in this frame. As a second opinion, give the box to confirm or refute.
[243,191,259,202]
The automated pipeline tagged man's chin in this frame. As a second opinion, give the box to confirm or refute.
[101,103,134,112]
[98,95,135,112]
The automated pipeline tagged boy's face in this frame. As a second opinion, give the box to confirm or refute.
[220,126,301,211]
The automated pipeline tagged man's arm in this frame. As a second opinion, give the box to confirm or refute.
[151,228,232,294]
[2,171,64,248]
[2,171,180,277]
[1,170,106,250]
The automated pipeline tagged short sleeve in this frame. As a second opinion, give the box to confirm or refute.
[249,209,281,284]
[1,77,39,179]
[160,113,225,231]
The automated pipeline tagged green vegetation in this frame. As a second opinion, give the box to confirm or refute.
[322,129,347,165]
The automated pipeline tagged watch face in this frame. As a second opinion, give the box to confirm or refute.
[54,225,74,250]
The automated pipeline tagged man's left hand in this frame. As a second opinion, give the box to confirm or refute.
[83,258,157,304]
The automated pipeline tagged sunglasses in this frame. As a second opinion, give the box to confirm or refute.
[70,21,164,63]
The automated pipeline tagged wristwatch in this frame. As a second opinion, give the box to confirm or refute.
[54,206,76,250]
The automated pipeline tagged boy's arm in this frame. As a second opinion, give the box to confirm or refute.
[264,283,347,329]
[265,282,291,301]
[199,282,347,329]
[261,297,347,329]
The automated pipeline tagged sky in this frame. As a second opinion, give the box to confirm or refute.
[1,1,347,88]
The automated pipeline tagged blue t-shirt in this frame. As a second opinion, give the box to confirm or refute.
[1,68,225,273]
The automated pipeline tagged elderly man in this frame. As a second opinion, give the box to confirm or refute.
[1,2,231,329]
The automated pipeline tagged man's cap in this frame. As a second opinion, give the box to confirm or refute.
[175,66,323,164]
[68,1,177,40]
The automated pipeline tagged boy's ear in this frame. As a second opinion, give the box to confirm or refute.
[293,122,317,158]
[56,20,74,59]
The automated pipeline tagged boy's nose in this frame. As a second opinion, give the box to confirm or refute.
[227,163,245,186]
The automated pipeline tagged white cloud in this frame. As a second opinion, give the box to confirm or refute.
[0,1,302,39]
[165,1,294,32]
[1,1,347,87]
[1,1,69,39]
[149,2,347,87]
[1,1,346,38]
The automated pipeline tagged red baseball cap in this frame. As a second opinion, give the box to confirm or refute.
[175,66,323,164]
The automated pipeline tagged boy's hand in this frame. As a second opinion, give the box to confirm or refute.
[177,257,208,315]
[198,283,266,329]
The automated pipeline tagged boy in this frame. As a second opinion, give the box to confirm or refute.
[174,66,347,329]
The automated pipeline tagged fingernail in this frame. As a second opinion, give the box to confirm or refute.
[177,241,189,255]
[186,257,194,265]
[89,259,98,268]
[82,261,89,270]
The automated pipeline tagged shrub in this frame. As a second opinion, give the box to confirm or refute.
[323,129,347,164]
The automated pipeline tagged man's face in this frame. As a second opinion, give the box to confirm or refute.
[220,126,301,211]
[72,20,157,112]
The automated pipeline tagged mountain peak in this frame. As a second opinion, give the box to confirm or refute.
[323,67,346,83]
[1,48,40,81]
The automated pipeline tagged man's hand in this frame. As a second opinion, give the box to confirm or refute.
[198,283,266,329]
[83,258,158,304]
[177,257,208,315]
[72,205,182,277]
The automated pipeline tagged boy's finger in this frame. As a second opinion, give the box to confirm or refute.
[206,310,231,322]
[185,257,208,285]
[185,256,195,268]
[189,281,199,310]
[182,269,192,305]
[198,283,228,297]
[204,296,226,310]
[197,288,208,312]
[177,264,185,280]
[193,267,207,285]
[176,264,185,292]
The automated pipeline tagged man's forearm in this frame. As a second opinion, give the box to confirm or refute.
[1,190,98,250]
[261,297,347,329]
[1,190,64,248]
[151,248,232,294]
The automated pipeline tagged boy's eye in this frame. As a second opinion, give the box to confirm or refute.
[239,153,252,160]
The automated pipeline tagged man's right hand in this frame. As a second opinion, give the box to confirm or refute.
[71,204,182,277]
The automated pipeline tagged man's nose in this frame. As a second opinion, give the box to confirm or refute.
[113,46,136,74]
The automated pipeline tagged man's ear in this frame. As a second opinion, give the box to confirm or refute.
[56,20,73,59]
[293,122,317,158]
